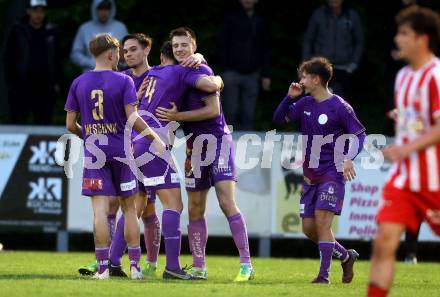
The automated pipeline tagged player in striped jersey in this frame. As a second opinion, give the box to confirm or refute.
[368,6,440,297]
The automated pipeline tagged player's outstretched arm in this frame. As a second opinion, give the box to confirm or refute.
[125,104,166,155]
[66,111,82,138]
[383,119,440,162]
[156,94,220,122]
[273,82,303,124]
[195,75,223,93]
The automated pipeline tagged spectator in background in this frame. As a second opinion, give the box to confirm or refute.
[70,0,128,71]
[302,0,364,99]
[3,0,60,125]
[218,0,271,131]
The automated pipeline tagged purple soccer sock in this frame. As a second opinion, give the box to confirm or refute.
[107,214,116,242]
[95,247,109,274]
[109,215,127,266]
[142,214,161,264]
[227,213,251,265]
[318,241,335,280]
[162,209,181,271]
[333,241,349,262]
[128,246,141,271]
[188,218,208,269]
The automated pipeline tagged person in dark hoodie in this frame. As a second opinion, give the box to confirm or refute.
[302,0,364,100]
[3,0,60,125]
[71,0,128,71]
[218,0,271,131]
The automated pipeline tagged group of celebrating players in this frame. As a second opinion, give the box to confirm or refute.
[65,5,440,297]
[65,27,252,281]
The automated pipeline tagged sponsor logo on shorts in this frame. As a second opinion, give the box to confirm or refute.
[143,176,165,186]
[185,178,196,188]
[83,178,103,190]
[171,173,180,183]
[300,203,305,214]
[120,180,136,192]
[319,192,338,203]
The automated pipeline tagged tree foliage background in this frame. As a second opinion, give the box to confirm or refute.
[2,0,440,133]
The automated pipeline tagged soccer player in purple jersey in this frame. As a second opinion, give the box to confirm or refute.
[273,57,366,284]
[65,34,165,280]
[134,40,222,280]
[106,34,209,278]
[77,33,155,277]
[155,27,254,282]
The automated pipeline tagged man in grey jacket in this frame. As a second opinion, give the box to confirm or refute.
[70,0,128,71]
[302,0,364,99]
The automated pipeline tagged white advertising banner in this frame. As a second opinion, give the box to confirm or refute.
[271,134,440,242]
[67,131,272,236]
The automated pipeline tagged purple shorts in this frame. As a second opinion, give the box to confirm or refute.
[184,134,237,192]
[133,140,180,191]
[299,180,345,218]
[82,159,138,197]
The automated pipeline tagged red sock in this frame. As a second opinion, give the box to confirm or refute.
[367,283,388,297]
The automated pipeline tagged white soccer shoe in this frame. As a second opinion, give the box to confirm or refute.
[92,268,109,280]
[130,267,144,280]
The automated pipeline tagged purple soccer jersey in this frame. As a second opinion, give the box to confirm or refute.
[134,64,208,190]
[122,68,157,202]
[282,94,365,217]
[180,64,235,191]
[181,64,230,138]
[122,69,149,93]
[138,64,209,131]
[286,95,365,184]
[64,70,139,197]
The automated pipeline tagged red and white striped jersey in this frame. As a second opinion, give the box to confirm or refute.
[387,58,440,192]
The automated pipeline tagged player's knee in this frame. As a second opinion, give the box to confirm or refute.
[373,229,398,258]
[145,203,156,216]
[136,206,144,218]
[108,197,120,214]
[218,198,237,217]
[302,224,314,239]
[171,200,183,214]
[188,202,205,220]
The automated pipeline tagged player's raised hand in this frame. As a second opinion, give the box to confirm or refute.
[181,54,203,68]
[137,77,148,101]
[427,209,440,225]
[343,159,356,181]
[156,102,179,121]
[382,145,410,162]
[288,82,303,98]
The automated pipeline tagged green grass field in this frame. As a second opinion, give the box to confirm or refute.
[0,252,439,297]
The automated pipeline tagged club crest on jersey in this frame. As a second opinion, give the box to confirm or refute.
[318,114,328,125]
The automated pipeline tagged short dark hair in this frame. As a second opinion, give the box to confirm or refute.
[298,57,333,86]
[169,27,197,46]
[122,33,153,49]
[396,5,440,53]
[160,41,177,64]
[89,34,119,57]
